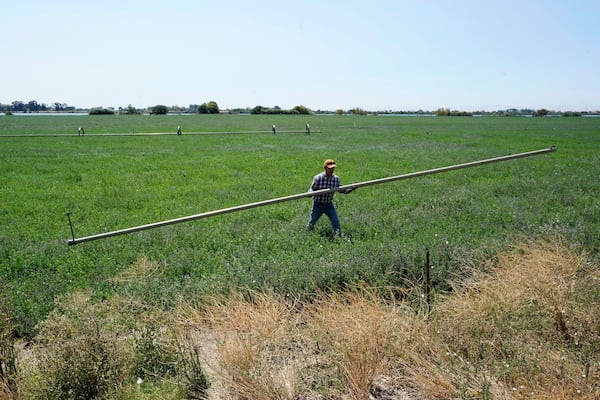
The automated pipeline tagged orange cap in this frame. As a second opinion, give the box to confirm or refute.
[323,159,336,168]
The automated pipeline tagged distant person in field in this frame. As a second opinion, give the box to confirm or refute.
[177,125,182,135]
[306,159,356,236]
[78,127,85,136]
[305,123,310,135]
[272,124,276,134]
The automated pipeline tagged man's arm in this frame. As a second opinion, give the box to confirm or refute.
[311,174,326,191]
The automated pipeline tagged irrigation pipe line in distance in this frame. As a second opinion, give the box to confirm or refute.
[2,129,321,138]
[66,146,556,246]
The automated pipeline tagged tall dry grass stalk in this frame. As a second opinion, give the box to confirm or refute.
[305,286,407,400]
[191,290,305,400]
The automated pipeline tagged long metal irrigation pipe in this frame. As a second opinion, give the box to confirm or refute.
[67,146,556,245]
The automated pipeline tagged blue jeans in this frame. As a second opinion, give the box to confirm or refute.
[307,200,340,232]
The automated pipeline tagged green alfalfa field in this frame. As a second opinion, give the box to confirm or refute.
[0,114,599,398]
[0,114,599,336]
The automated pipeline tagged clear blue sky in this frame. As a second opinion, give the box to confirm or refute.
[2,0,599,111]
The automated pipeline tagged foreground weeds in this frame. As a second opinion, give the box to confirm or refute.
[1,279,18,398]
[420,237,600,399]
[6,238,599,399]
[182,237,599,399]
[13,257,208,400]
[304,288,409,400]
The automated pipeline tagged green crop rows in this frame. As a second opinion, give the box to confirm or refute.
[1,114,599,337]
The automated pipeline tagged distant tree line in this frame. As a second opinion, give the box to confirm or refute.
[435,108,473,116]
[1,99,595,116]
[251,105,312,115]
[530,108,579,117]
[89,107,115,115]
[0,100,74,113]
[434,107,588,117]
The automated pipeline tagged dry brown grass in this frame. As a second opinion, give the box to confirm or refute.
[179,286,418,400]
[108,254,166,284]
[180,290,306,400]
[179,238,599,400]
[304,286,409,400]
[408,237,600,399]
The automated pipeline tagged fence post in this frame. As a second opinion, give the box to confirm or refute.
[425,250,431,314]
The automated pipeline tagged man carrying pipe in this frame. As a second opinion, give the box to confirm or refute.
[306,159,356,236]
[67,147,555,246]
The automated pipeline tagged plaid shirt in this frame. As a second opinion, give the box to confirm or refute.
[310,172,341,203]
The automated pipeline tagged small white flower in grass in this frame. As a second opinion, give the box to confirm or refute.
[137,377,143,385]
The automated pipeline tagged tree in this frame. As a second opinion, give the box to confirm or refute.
[251,105,266,114]
[291,105,312,115]
[150,105,168,115]
[89,107,115,115]
[53,102,67,112]
[27,100,40,112]
[533,108,549,117]
[11,101,25,112]
[206,101,219,114]
[198,101,220,114]
[120,104,140,115]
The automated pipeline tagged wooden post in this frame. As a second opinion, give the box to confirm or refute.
[425,250,432,313]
